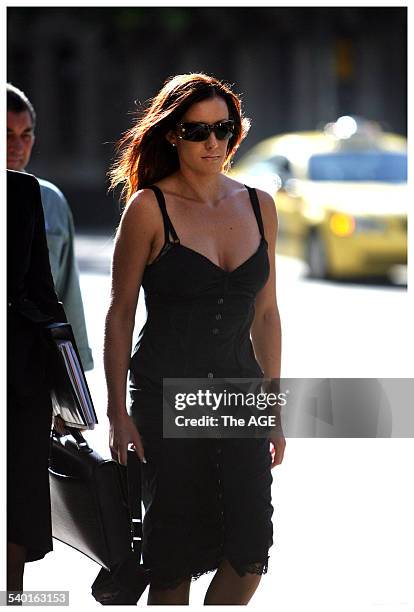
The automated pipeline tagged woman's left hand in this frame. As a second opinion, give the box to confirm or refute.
[269,430,286,468]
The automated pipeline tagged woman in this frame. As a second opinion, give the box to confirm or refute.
[104,73,284,605]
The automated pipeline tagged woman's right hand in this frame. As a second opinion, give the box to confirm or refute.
[108,411,147,466]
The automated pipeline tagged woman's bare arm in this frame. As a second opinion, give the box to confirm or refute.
[250,188,284,467]
[103,189,160,463]
[250,188,281,380]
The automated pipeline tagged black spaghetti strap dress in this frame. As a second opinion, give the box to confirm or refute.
[128,184,274,590]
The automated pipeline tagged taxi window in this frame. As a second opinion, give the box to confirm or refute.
[247,155,291,176]
[308,151,407,183]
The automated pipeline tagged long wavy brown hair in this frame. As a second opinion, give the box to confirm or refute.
[108,73,251,207]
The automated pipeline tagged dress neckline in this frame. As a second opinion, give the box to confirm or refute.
[145,183,268,274]
[174,236,268,275]
[147,236,268,275]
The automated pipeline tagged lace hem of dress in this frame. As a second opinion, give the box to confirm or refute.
[149,555,270,591]
[149,565,218,591]
[231,555,270,577]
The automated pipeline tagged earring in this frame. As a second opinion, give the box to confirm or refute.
[171,143,176,148]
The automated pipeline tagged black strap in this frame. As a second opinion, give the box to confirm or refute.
[146,185,180,244]
[245,185,265,239]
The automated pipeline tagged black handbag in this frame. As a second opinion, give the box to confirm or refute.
[48,429,151,604]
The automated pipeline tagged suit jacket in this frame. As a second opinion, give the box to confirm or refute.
[7,170,67,397]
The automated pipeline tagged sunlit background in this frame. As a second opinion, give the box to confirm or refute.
[7,7,407,228]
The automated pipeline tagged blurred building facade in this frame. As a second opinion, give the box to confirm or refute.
[7,7,407,229]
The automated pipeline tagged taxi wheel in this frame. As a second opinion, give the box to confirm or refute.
[306,231,330,279]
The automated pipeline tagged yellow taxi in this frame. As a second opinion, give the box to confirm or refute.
[230,117,407,279]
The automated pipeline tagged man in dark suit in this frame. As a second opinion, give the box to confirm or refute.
[7,82,93,371]
[7,170,67,597]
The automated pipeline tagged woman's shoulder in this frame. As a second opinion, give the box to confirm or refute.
[118,188,163,236]
[253,187,277,208]
[124,185,170,220]
[253,188,278,232]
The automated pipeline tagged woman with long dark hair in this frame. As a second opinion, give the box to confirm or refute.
[104,72,284,605]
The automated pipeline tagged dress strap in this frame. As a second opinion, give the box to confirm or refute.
[146,185,180,244]
[245,185,265,239]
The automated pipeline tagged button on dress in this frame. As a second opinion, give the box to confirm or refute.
[128,184,274,590]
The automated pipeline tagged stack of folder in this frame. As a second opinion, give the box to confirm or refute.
[46,322,98,429]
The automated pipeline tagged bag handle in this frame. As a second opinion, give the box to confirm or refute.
[52,426,93,454]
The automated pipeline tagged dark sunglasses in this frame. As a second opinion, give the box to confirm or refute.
[176,119,235,142]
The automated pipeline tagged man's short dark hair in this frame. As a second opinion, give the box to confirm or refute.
[7,83,36,127]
